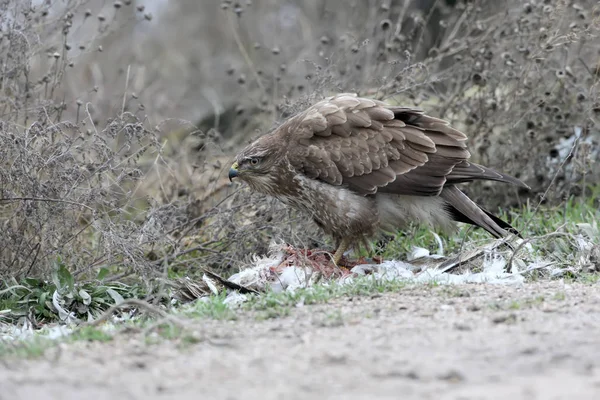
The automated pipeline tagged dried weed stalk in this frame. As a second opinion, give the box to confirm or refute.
[0,1,168,280]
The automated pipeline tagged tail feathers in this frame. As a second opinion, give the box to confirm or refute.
[447,161,530,189]
[441,185,521,239]
[483,209,521,238]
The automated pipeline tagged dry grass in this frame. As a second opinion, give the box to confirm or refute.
[0,0,598,290]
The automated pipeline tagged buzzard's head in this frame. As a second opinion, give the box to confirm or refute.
[228,136,286,195]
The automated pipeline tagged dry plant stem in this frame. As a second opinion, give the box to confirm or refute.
[85,103,98,135]
[121,64,131,115]
[103,271,135,283]
[59,220,96,250]
[393,0,411,38]
[521,128,581,233]
[415,0,442,56]
[122,139,168,211]
[81,299,187,328]
[512,80,561,128]
[438,236,511,274]
[455,224,475,270]
[506,229,571,272]
[153,244,223,270]
[0,197,95,212]
[0,285,32,295]
[168,188,243,238]
[442,6,468,49]
[226,11,265,95]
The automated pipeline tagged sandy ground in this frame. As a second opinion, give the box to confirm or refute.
[1,281,600,400]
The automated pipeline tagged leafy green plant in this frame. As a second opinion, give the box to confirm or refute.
[0,262,147,324]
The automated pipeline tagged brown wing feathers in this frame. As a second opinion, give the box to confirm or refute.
[286,93,527,195]
[282,93,527,238]
[447,160,529,187]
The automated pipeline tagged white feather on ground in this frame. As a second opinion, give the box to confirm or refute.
[222,238,551,305]
[3,227,595,342]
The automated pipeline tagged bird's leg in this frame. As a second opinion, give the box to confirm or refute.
[332,237,351,266]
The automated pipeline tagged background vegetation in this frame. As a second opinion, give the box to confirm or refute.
[0,0,598,324]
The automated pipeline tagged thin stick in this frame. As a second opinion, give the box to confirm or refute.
[226,12,265,95]
[520,127,581,233]
[121,64,131,115]
[0,197,94,212]
[0,285,32,295]
[506,229,571,272]
[80,299,187,328]
[85,102,98,135]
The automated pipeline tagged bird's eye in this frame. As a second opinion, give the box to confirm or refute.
[250,157,259,166]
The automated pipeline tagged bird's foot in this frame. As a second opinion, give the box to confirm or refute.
[277,245,353,278]
[276,244,383,279]
[333,255,384,269]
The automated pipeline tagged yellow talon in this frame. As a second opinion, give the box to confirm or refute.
[332,237,350,266]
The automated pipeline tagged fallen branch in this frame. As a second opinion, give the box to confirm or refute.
[80,298,187,328]
[0,197,94,212]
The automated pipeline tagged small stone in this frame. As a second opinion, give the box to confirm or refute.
[492,313,517,324]
[438,369,465,383]
[454,323,472,331]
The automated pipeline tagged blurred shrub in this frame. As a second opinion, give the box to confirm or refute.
[0,1,167,279]
[85,0,596,208]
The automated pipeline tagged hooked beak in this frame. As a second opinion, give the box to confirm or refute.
[228,162,239,182]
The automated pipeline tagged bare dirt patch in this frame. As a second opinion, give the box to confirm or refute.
[2,281,600,400]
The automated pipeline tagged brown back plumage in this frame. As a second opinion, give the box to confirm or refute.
[276,93,528,197]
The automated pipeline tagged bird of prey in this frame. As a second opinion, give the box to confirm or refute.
[228,93,528,265]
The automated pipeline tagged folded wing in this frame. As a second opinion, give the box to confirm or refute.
[281,93,528,196]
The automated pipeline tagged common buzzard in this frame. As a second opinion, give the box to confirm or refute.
[229,93,528,264]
